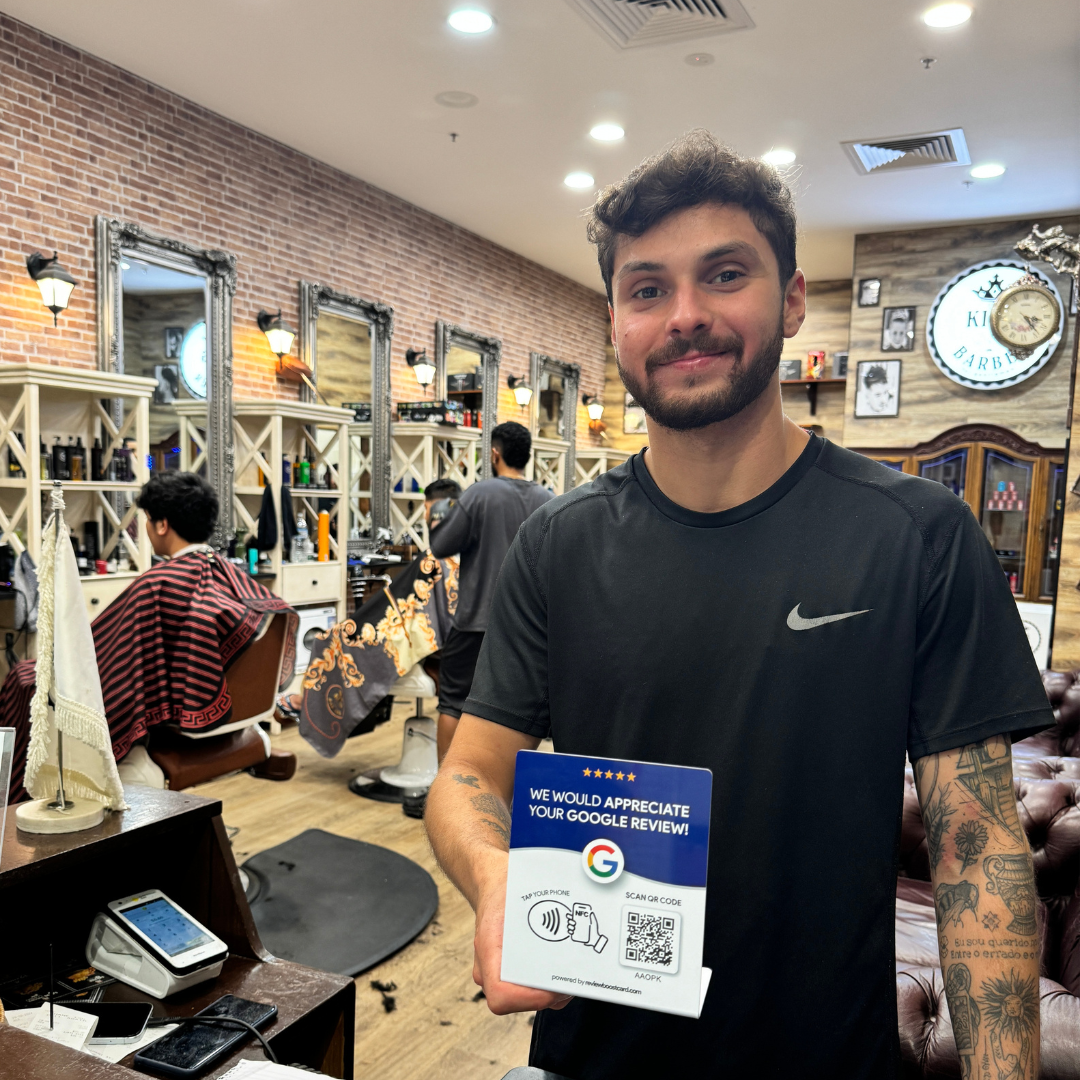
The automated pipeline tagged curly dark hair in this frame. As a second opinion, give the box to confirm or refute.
[424,478,462,501]
[491,421,532,470]
[136,470,219,543]
[586,129,798,304]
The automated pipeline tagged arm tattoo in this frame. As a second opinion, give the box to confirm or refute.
[978,969,1038,1079]
[954,740,1023,844]
[470,792,512,845]
[452,773,481,788]
[935,881,979,927]
[924,783,955,871]
[954,820,989,872]
[983,854,1037,936]
[945,963,981,1080]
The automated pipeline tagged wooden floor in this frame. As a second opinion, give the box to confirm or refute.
[190,703,533,1080]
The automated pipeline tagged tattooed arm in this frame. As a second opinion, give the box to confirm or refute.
[425,713,572,1015]
[913,735,1040,1080]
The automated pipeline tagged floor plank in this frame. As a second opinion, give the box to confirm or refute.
[190,702,533,1080]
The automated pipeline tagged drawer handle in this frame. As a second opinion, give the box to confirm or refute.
[90,597,100,605]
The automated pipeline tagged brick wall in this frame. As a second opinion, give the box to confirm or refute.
[0,15,609,443]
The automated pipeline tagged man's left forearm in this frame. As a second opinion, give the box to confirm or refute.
[914,736,1040,1080]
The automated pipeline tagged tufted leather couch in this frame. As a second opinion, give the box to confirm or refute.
[896,769,1080,1077]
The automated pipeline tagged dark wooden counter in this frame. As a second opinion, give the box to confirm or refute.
[0,786,354,1077]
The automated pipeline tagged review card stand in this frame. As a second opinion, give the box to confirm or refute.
[501,750,712,1018]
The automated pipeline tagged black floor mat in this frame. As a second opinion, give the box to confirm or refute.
[241,828,438,976]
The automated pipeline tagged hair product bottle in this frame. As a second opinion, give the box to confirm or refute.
[317,510,330,562]
[52,437,69,481]
[70,437,85,482]
[91,438,103,482]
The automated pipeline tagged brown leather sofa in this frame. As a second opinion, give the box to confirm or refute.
[896,770,1080,1077]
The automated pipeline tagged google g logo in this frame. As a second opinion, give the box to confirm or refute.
[581,838,625,884]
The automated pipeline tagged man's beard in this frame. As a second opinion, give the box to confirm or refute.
[618,319,785,431]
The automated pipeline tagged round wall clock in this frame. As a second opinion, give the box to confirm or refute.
[989,273,1062,357]
[925,260,1064,390]
[179,320,207,399]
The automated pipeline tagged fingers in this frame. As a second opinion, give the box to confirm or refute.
[482,977,574,1016]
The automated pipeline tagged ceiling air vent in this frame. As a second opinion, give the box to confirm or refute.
[566,0,755,49]
[842,129,970,175]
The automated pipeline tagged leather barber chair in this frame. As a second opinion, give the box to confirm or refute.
[896,767,1080,1078]
[130,613,296,791]
[349,663,438,810]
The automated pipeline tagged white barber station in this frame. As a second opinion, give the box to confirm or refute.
[349,664,438,814]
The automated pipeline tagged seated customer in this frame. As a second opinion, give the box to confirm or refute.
[93,471,297,761]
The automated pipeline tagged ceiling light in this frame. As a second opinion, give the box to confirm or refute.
[448,9,493,33]
[762,149,796,166]
[970,163,1005,178]
[590,123,624,142]
[26,251,77,326]
[435,90,478,108]
[564,172,594,190]
[922,3,972,27]
[684,53,714,66]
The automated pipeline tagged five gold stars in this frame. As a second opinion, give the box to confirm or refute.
[580,766,634,781]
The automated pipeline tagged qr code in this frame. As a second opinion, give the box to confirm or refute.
[618,906,681,975]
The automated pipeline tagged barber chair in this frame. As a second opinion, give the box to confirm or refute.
[132,613,297,791]
[349,663,438,811]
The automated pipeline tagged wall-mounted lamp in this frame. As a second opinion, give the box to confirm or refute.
[26,251,77,326]
[257,308,296,361]
[406,348,436,389]
[508,375,533,409]
[582,393,604,422]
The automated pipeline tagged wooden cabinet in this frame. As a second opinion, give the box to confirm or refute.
[856,425,1065,603]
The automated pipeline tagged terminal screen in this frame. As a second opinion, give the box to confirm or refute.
[123,898,213,957]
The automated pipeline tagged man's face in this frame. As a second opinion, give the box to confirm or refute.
[866,382,890,413]
[885,314,908,350]
[144,513,170,556]
[609,203,805,431]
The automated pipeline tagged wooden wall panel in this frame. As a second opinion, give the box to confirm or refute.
[842,216,1078,450]
[1050,354,1080,670]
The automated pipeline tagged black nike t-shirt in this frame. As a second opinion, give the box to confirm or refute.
[464,434,1052,1080]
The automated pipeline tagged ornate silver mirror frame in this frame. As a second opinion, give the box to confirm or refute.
[94,215,237,546]
[298,281,393,535]
[435,320,502,480]
[529,352,580,488]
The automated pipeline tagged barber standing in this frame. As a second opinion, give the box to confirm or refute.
[429,421,553,760]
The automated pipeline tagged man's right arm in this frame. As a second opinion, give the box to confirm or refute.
[425,713,572,1014]
[428,501,470,558]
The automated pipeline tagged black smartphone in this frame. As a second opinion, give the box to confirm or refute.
[64,1001,153,1044]
[133,994,277,1078]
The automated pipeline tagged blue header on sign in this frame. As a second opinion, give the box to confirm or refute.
[510,751,711,888]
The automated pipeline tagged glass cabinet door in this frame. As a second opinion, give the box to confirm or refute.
[980,449,1033,595]
[1040,461,1066,599]
[919,449,967,499]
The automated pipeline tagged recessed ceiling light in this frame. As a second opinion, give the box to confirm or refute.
[922,3,972,27]
[684,52,714,66]
[762,149,796,166]
[564,172,595,190]
[970,163,1005,178]
[590,123,624,142]
[448,9,493,33]
[435,90,479,108]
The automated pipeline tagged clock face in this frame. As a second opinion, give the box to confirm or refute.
[179,321,207,399]
[991,287,1060,350]
[926,261,1064,390]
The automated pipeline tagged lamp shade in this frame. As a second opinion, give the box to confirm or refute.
[586,400,604,421]
[413,359,436,387]
[508,375,532,408]
[26,252,77,325]
[257,309,296,358]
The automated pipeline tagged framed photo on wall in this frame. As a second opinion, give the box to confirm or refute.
[858,279,881,307]
[623,392,647,435]
[881,307,916,352]
[164,327,184,359]
[854,359,901,418]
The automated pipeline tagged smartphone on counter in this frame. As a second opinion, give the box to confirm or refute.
[63,1001,153,1044]
[133,994,277,1078]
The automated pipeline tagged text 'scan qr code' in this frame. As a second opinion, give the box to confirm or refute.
[618,906,681,975]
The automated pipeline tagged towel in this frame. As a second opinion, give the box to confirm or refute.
[280,485,297,559]
[13,551,37,633]
[257,484,278,552]
[23,488,126,810]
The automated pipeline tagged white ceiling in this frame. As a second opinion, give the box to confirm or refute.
[6,0,1079,291]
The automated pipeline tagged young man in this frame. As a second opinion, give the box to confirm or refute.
[137,469,219,558]
[425,132,1050,1078]
[428,422,553,760]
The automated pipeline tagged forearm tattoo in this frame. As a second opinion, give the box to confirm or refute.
[451,773,512,846]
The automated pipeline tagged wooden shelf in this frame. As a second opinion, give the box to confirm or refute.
[781,378,846,416]
[0,479,142,492]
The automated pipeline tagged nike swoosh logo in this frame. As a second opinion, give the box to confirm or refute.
[786,604,872,631]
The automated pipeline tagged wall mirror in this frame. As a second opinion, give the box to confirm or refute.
[435,321,501,479]
[529,352,580,488]
[299,281,393,536]
[95,216,236,546]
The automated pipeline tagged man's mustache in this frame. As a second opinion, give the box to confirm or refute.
[644,332,745,375]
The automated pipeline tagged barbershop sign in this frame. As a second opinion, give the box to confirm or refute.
[926,260,1065,390]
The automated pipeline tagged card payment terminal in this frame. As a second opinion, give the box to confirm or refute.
[86,890,228,999]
